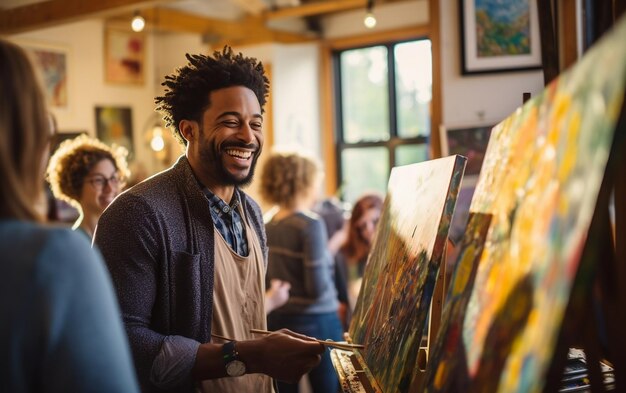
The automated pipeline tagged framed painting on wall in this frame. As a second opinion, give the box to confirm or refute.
[95,106,134,158]
[104,26,145,85]
[22,42,69,108]
[459,0,542,74]
[447,125,493,175]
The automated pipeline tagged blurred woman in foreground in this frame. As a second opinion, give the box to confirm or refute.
[0,38,138,392]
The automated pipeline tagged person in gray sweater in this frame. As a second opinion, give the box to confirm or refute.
[260,152,343,393]
[94,47,324,393]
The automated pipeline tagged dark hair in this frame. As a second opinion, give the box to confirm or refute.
[341,193,384,260]
[155,46,269,146]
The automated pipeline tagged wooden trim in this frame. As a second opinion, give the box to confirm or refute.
[537,0,560,85]
[325,24,430,49]
[320,24,434,195]
[559,0,579,70]
[0,0,175,34]
[320,43,338,196]
[429,0,443,158]
[264,0,366,20]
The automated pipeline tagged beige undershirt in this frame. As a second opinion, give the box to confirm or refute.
[200,207,274,393]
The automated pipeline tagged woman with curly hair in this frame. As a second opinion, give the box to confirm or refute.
[46,134,129,238]
[260,151,342,393]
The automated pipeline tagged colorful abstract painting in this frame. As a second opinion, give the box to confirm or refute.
[475,0,531,57]
[23,43,68,108]
[423,15,626,393]
[95,106,134,158]
[447,126,492,175]
[347,155,466,393]
[105,26,145,85]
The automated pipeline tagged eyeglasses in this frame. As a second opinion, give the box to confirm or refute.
[85,174,121,190]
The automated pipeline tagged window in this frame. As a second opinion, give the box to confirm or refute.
[334,39,432,203]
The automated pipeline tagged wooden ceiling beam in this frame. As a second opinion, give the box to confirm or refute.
[264,0,366,20]
[107,8,317,45]
[142,7,242,35]
[0,0,176,34]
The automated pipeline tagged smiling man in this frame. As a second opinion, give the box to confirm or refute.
[94,47,324,393]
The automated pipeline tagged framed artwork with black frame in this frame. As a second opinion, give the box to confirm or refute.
[459,0,542,75]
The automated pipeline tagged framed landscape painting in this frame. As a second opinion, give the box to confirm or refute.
[460,0,542,74]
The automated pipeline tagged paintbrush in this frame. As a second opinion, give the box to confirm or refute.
[249,328,365,351]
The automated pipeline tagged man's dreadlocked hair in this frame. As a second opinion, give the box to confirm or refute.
[155,46,269,146]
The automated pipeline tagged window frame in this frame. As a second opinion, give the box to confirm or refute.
[320,24,442,198]
[333,39,431,200]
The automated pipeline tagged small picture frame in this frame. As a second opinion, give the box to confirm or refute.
[104,25,145,85]
[95,106,134,159]
[20,41,70,108]
[447,125,493,175]
[459,0,542,74]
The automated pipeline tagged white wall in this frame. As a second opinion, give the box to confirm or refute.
[9,1,549,181]
[10,20,160,174]
[439,0,544,129]
[323,0,429,39]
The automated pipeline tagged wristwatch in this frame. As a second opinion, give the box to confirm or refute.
[222,341,246,377]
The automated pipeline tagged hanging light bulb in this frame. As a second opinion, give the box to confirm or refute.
[363,0,376,29]
[131,11,145,32]
[150,126,165,152]
[364,13,377,28]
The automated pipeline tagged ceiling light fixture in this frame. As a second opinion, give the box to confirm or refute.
[131,11,145,32]
[363,0,376,29]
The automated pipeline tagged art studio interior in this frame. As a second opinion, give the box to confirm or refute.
[1,0,624,392]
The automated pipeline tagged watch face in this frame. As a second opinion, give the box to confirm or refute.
[226,360,246,377]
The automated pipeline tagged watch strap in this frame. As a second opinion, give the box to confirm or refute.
[222,341,239,363]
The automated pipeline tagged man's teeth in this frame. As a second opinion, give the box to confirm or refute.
[225,149,252,159]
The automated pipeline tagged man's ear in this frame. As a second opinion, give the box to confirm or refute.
[179,119,196,143]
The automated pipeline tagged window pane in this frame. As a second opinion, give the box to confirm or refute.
[395,144,429,167]
[340,46,389,143]
[395,40,432,138]
[341,147,389,203]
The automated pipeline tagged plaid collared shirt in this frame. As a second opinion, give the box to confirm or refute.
[202,188,248,256]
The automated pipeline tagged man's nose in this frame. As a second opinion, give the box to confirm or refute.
[237,123,254,143]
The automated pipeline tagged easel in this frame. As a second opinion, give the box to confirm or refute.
[542,87,626,392]
[409,239,450,392]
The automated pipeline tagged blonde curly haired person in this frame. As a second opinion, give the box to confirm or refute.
[260,151,343,393]
[46,134,129,238]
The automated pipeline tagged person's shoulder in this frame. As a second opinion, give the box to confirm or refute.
[0,220,86,247]
[104,166,177,217]
[0,221,97,271]
[239,189,262,212]
[285,211,326,233]
[296,209,323,223]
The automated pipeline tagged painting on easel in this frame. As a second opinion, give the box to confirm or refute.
[345,154,466,393]
[422,15,626,393]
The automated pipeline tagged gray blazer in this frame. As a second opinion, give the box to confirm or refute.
[95,156,267,392]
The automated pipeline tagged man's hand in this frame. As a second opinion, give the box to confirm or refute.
[238,329,325,383]
[265,279,291,313]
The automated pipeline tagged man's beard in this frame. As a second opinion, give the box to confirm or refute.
[199,135,261,188]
